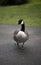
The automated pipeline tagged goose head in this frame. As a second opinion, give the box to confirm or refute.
[18,19,25,32]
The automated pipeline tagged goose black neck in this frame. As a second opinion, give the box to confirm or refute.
[21,24,25,32]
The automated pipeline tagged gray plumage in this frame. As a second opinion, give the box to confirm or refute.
[13,19,29,47]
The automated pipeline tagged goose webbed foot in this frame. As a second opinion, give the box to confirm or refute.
[17,42,24,48]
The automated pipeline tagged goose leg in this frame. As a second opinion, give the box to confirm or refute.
[22,42,24,48]
[17,42,19,47]
[17,42,18,45]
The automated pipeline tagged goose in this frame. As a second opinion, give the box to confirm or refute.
[13,19,29,47]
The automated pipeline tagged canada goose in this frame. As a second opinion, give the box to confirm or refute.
[13,19,29,47]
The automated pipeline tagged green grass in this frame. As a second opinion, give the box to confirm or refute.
[0,2,41,26]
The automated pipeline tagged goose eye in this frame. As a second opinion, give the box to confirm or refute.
[18,20,21,24]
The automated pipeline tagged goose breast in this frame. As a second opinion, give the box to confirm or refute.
[16,31,28,43]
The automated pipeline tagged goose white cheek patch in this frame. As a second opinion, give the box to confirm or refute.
[21,21,24,25]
